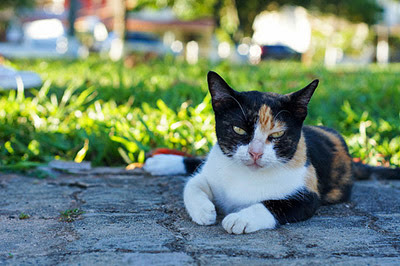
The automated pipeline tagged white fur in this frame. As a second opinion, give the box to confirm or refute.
[222,203,276,234]
[184,144,307,233]
[203,145,306,214]
[184,174,216,225]
[143,154,186,176]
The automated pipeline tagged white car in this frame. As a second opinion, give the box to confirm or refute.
[0,19,86,59]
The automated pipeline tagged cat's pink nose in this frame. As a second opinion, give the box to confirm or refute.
[249,150,263,161]
[248,140,264,161]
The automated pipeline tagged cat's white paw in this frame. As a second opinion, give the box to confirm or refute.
[143,154,186,176]
[222,204,276,234]
[187,199,217,225]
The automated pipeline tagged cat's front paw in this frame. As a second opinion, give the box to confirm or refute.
[187,200,217,226]
[222,204,276,234]
[143,154,186,176]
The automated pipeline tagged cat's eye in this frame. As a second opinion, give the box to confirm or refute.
[233,126,247,135]
[270,131,285,139]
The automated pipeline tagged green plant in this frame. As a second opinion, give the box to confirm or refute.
[60,208,84,222]
[1,57,399,169]
[18,212,30,220]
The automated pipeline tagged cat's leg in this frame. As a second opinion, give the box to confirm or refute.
[222,190,320,234]
[222,203,276,234]
[262,189,320,225]
[184,173,216,225]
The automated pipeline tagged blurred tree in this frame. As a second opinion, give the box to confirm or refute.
[112,0,126,39]
[68,0,79,36]
[129,0,385,42]
[0,0,35,41]
[0,0,34,10]
[280,0,383,24]
[236,0,383,37]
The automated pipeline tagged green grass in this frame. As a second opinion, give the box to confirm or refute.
[18,212,30,220]
[1,56,400,170]
[60,208,84,222]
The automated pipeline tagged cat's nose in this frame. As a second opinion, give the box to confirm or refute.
[249,150,263,161]
[248,140,264,161]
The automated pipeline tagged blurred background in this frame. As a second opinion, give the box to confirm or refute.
[0,0,399,172]
[1,0,400,64]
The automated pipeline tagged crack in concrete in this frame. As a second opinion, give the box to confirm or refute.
[331,251,400,258]
[0,248,183,264]
[69,188,86,208]
[154,176,203,264]
[49,181,94,189]
[46,187,88,264]
[157,203,199,263]
[348,204,400,251]
[157,199,302,262]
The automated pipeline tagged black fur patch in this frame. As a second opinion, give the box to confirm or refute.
[273,126,302,162]
[263,189,320,225]
[303,126,336,195]
[183,157,204,175]
[353,162,400,180]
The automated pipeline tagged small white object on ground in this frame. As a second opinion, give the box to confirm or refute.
[143,154,186,176]
[0,65,42,90]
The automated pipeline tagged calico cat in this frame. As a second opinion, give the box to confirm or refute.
[144,71,400,234]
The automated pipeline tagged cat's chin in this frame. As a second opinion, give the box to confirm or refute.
[247,165,263,171]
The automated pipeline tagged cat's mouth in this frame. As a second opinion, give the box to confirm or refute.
[245,161,263,170]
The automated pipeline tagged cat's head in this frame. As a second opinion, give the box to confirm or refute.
[208,71,318,170]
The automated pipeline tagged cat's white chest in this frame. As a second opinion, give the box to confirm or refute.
[202,146,307,214]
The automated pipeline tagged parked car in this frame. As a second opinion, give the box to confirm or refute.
[124,32,170,55]
[101,31,172,60]
[0,18,84,59]
[260,45,301,60]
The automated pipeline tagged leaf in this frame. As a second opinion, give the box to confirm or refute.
[74,139,89,163]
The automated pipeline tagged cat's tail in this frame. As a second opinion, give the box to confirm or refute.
[352,162,400,180]
[143,154,204,176]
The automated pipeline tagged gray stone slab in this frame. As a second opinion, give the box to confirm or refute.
[0,172,399,265]
[67,215,174,252]
[0,176,78,218]
[199,255,400,266]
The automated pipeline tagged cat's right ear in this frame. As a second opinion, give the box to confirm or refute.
[207,71,236,110]
[286,79,319,120]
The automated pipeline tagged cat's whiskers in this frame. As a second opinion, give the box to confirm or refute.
[218,92,247,120]
[212,156,237,175]
[273,109,291,121]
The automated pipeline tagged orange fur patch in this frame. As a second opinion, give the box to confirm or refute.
[286,133,319,195]
[325,188,342,202]
[287,133,307,169]
[258,104,285,134]
[305,165,319,195]
[259,105,274,132]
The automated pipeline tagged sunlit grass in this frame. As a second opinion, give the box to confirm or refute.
[1,56,399,170]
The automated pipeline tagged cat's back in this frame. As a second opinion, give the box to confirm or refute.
[302,126,353,204]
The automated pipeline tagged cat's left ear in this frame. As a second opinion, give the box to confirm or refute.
[207,71,237,111]
[286,79,319,120]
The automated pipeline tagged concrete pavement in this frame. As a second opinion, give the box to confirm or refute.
[1,166,399,265]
